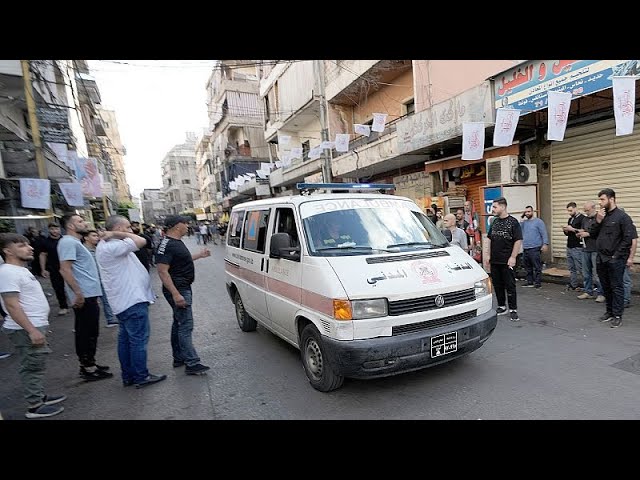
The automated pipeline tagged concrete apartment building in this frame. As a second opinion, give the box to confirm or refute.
[98,107,131,203]
[161,132,199,215]
[140,188,166,225]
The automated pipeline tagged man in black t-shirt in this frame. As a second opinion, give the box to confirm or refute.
[38,223,69,315]
[156,215,211,376]
[485,197,523,322]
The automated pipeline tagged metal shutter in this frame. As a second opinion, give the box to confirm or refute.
[551,119,640,263]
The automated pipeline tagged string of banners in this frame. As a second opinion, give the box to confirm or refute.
[461,76,637,160]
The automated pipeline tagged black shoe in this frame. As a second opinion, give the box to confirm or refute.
[173,360,185,368]
[599,312,613,323]
[610,316,622,328]
[566,285,578,291]
[496,306,508,315]
[135,373,167,389]
[185,363,210,375]
[522,284,535,288]
[80,368,114,382]
[510,310,520,322]
[123,380,134,387]
[95,364,110,372]
[534,284,542,289]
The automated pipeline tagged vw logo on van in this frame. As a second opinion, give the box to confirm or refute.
[434,295,445,308]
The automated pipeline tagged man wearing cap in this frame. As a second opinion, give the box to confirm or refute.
[156,215,211,375]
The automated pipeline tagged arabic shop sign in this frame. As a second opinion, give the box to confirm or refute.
[36,105,72,143]
[494,60,640,111]
[396,82,494,154]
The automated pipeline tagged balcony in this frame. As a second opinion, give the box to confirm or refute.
[269,156,323,188]
[325,60,412,105]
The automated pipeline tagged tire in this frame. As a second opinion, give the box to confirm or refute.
[300,324,344,392]
[235,292,257,332]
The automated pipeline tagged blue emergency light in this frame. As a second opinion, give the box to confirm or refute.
[296,182,395,192]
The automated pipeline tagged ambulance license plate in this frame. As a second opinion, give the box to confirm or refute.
[430,332,457,358]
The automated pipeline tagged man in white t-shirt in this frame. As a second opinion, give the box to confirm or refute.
[0,233,66,418]
[96,215,167,389]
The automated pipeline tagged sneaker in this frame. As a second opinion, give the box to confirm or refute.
[135,373,167,389]
[534,284,542,289]
[566,286,578,291]
[0,352,11,360]
[510,310,520,322]
[57,308,69,315]
[599,312,613,323]
[173,360,185,368]
[80,367,114,382]
[185,363,210,375]
[123,380,134,387]
[577,293,595,300]
[594,295,606,303]
[42,394,66,406]
[610,316,623,328]
[25,403,64,419]
[496,306,508,315]
[105,322,119,328]
[95,364,110,372]
[522,284,535,288]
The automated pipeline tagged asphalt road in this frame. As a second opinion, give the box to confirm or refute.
[1,235,639,420]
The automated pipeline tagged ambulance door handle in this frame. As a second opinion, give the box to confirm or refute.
[261,258,264,271]
[265,258,269,273]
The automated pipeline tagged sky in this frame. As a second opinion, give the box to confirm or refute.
[88,60,216,199]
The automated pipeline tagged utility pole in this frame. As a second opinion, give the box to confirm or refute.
[21,60,52,214]
[314,60,332,182]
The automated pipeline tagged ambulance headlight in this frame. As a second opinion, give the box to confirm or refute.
[475,278,492,298]
[351,299,388,319]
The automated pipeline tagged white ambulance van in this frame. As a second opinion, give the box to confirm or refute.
[225,183,497,392]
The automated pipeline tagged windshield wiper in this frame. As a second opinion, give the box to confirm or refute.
[315,245,396,253]
[386,241,433,248]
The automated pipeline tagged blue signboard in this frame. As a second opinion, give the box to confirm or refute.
[493,60,640,111]
[483,186,502,233]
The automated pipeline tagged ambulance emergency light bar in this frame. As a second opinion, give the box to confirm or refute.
[296,182,395,193]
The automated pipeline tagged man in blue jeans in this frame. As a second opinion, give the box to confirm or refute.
[576,201,605,303]
[520,205,548,289]
[156,215,211,375]
[96,215,166,388]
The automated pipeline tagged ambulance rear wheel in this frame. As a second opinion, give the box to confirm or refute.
[235,292,257,332]
[300,324,344,392]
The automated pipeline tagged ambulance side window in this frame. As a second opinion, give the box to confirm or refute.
[227,210,245,248]
[242,209,270,253]
[274,208,299,248]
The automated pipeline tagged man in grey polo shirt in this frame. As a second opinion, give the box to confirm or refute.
[58,214,113,382]
[444,213,468,253]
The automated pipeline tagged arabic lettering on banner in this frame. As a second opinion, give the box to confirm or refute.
[58,182,84,207]
[371,113,388,133]
[612,76,637,136]
[494,60,640,111]
[461,122,485,160]
[19,178,51,210]
[547,90,572,141]
[334,133,350,152]
[493,108,520,147]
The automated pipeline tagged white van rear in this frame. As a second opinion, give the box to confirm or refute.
[225,189,496,391]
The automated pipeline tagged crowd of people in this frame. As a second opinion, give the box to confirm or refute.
[0,214,215,418]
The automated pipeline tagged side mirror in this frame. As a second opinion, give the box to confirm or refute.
[441,229,452,243]
[270,232,301,261]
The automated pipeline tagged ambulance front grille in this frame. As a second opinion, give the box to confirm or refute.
[392,310,477,336]
[366,251,450,264]
[388,288,475,315]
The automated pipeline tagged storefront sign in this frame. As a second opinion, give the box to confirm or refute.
[494,60,640,111]
[396,82,493,154]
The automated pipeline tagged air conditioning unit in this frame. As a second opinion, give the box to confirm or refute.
[486,156,537,185]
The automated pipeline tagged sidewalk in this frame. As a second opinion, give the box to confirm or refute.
[541,264,640,294]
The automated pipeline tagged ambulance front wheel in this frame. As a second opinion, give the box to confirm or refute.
[300,324,344,392]
[235,292,257,332]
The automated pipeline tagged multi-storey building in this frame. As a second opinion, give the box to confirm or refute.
[140,188,166,225]
[204,60,271,212]
[98,107,131,203]
[161,132,199,216]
